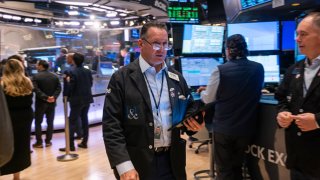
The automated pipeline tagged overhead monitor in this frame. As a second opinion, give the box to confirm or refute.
[180,57,222,87]
[227,21,279,51]
[182,24,225,54]
[240,0,271,10]
[248,55,280,83]
[130,29,140,39]
[168,6,199,23]
[223,0,241,22]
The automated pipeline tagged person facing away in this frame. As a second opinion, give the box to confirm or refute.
[63,53,83,140]
[0,59,34,180]
[102,21,204,180]
[59,52,93,152]
[32,60,61,148]
[55,48,68,73]
[275,11,320,179]
[197,34,264,180]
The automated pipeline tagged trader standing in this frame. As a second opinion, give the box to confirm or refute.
[275,12,320,179]
[59,53,93,151]
[102,21,203,180]
[32,60,61,148]
[198,34,264,179]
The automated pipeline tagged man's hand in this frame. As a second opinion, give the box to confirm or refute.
[120,169,139,180]
[183,116,205,132]
[47,96,55,103]
[276,111,293,128]
[197,86,206,93]
[292,113,319,132]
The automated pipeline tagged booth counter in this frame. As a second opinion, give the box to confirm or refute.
[247,97,290,179]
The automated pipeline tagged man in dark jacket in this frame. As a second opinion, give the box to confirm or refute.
[32,60,61,147]
[59,53,93,151]
[275,12,320,179]
[198,34,264,179]
[102,21,203,180]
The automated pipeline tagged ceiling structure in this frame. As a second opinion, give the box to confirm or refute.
[0,0,169,30]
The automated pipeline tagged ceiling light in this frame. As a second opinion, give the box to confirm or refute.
[291,3,300,6]
[69,21,80,26]
[12,16,21,21]
[24,18,33,22]
[84,21,93,26]
[3,14,13,19]
[34,19,42,23]
[106,12,117,17]
[68,11,79,16]
[110,21,120,25]
[119,13,127,17]
[56,1,92,6]
[90,15,95,20]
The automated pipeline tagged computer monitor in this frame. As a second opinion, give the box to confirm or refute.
[248,55,280,83]
[282,21,296,51]
[227,21,279,51]
[182,24,225,54]
[100,62,114,76]
[180,57,222,87]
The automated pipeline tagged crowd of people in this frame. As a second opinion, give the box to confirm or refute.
[1,11,320,180]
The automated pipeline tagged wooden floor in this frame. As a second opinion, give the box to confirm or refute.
[0,125,210,180]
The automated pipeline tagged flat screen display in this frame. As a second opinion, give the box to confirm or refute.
[130,29,140,39]
[248,55,280,83]
[100,62,114,76]
[182,24,224,54]
[282,21,295,50]
[240,0,271,10]
[227,21,279,51]
[181,57,222,87]
[168,6,199,23]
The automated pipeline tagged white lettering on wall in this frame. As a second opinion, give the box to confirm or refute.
[246,144,286,167]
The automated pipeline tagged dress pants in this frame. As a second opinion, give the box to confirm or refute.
[149,151,175,180]
[213,132,251,180]
[34,101,56,143]
[69,103,90,148]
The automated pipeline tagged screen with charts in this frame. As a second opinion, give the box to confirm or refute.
[180,57,222,87]
[182,24,225,54]
[227,21,279,51]
[248,55,280,83]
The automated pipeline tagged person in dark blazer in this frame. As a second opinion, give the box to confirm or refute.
[197,34,264,180]
[32,60,61,148]
[102,21,204,180]
[275,12,320,179]
[59,53,93,151]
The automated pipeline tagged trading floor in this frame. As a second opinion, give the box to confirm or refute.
[0,125,210,180]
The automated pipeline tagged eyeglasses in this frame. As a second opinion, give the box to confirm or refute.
[142,38,173,51]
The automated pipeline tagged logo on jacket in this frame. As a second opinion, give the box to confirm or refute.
[128,107,138,120]
[106,88,111,94]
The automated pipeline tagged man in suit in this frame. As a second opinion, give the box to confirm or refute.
[32,60,61,147]
[197,34,264,179]
[102,21,204,180]
[275,12,320,179]
[55,48,68,73]
[59,53,93,151]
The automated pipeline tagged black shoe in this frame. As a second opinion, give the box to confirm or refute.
[32,143,43,148]
[59,147,75,152]
[45,142,52,147]
[78,143,87,149]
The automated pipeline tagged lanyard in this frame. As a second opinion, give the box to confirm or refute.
[144,71,165,116]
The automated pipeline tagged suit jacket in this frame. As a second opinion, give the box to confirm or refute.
[32,70,61,104]
[102,59,196,179]
[68,66,93,106]
[275,60,320,177]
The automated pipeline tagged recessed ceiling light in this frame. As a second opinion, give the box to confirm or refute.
[291,3,300,6]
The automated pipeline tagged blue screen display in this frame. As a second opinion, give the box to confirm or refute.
[131,29,140,39]
[228,21,279,51]
[241,0,271,10]
[181,57,222,86]
[182,24,224,54]
[248,55,280,83]
[282,21,295,50]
